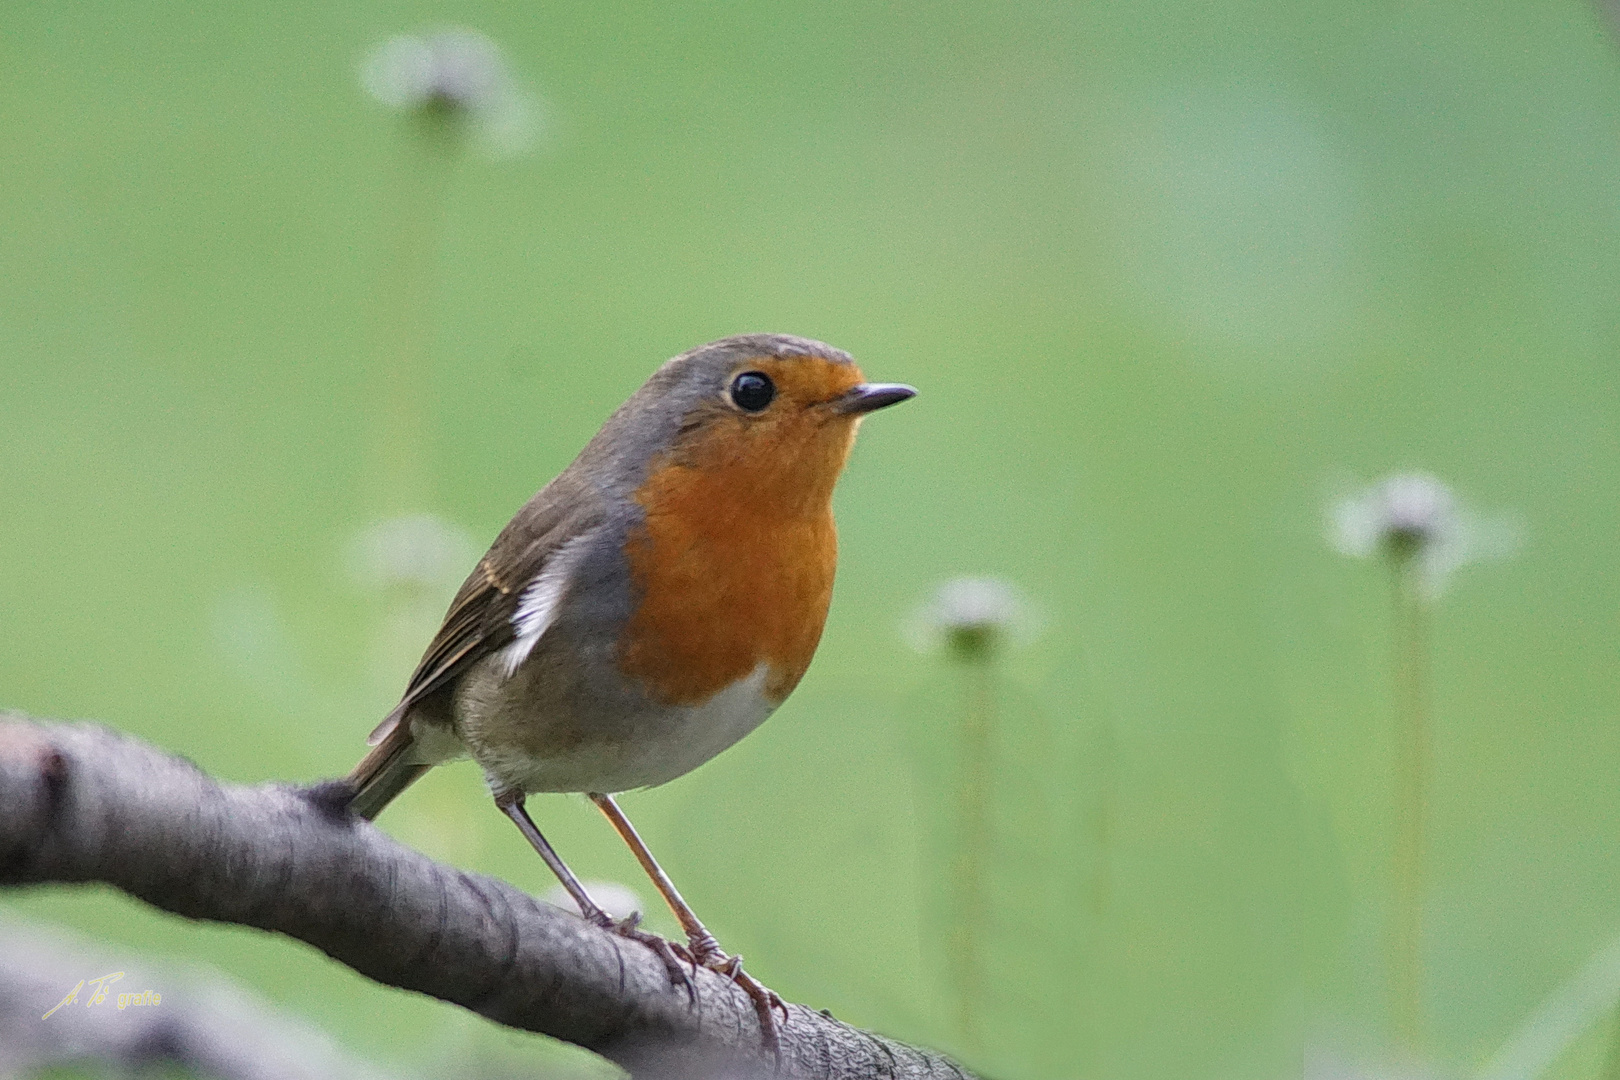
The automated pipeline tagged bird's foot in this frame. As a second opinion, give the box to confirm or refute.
[684,931,789,1054]
[585,909,697,1005]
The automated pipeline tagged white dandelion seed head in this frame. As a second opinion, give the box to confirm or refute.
[1328,472,1520,597]
[345,513,477,592]
[362,30,505,111]
[543,880,643,924]
[905,576,1038,656]
[360,29,541,156]
[1331,472,1459,559]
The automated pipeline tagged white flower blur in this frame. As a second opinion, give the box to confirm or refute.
[543,880,644,924]
[1332,473,1460,560]
[906,576,1036,655]
[1329,472,1519,597]
[345,513,476,592]
[360,29,539,155]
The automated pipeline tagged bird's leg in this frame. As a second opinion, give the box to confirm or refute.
[589,792,788,1049]
[494,790,692,1000]
[495,791,606,921]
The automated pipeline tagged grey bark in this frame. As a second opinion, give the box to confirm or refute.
[0,715,975,1080]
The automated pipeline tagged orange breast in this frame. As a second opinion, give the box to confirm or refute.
[618,372,860,706]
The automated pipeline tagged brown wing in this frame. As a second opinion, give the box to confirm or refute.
[366,476,599,745]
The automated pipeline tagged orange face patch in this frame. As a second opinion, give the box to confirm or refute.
[617,354,867,706]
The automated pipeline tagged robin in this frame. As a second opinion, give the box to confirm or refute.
[345,333,914,1046]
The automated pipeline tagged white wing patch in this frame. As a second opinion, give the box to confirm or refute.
[495,534,593,678]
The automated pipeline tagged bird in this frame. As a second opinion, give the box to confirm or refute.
[344,333,914,1046]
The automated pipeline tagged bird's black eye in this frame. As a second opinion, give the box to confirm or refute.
[729,371,775,412]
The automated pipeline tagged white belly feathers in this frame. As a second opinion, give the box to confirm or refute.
[453,653,779,795]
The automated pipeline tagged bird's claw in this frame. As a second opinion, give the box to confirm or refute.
[685,936,788,1052]
[592,916,786,1051]
[589,910,697,1006]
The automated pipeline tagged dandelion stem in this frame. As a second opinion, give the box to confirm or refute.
[950,631,996,1052]
[1087,719,1115,922]
[1389,547,1429,1051]
[362,112,465,699]
[370,112,460,515]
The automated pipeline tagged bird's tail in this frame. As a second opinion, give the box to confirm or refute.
[346,712,430,821]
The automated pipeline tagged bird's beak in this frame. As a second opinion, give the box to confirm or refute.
[833,383,917,415]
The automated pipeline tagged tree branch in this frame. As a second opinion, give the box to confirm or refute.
[0,715,974,1080]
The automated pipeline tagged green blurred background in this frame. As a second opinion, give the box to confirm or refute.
[5,2,1620,1078]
